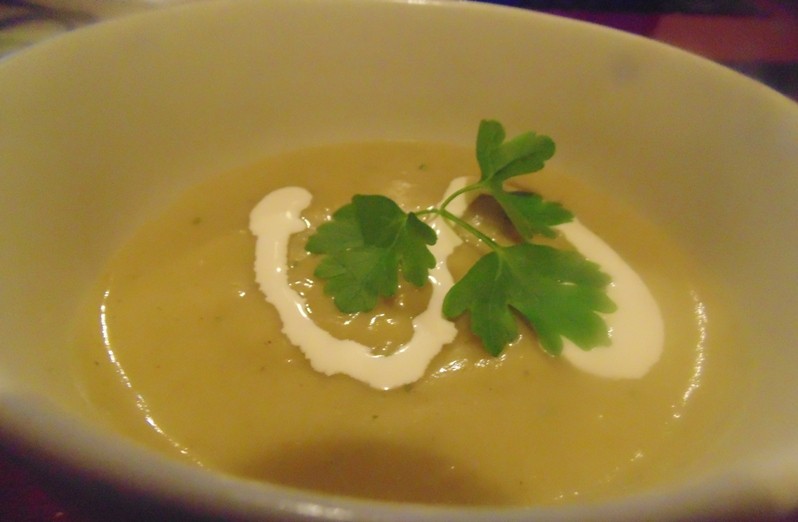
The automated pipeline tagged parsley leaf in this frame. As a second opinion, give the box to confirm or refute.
[442,244,616,356]
[306,195,436,313]
[491,190,573,239]
[469,120,572,239]
[305,204,362,255]
[476,120,555,184]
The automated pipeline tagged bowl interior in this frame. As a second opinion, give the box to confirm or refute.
[1,0,797,519]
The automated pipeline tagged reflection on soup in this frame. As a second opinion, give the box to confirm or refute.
[72,142,748,505]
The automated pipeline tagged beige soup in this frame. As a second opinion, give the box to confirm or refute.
[71,142,749,506]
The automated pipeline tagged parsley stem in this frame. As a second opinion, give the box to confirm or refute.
[434,208,500,250]
[438,181,484,212]
[416,182,500,250]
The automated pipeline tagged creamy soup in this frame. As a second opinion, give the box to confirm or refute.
[71,142,749,505]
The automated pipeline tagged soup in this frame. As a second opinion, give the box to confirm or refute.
[71,141,749,505]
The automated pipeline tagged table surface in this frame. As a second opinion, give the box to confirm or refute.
[1,1,797,520]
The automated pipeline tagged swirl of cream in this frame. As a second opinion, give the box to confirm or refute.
[250,178,469,390]
[250,178,664,387]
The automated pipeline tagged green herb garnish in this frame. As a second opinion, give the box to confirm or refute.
[306,195,437,313]
[305,120,616,356]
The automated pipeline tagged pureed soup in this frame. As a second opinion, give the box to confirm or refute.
[71,131,749,505]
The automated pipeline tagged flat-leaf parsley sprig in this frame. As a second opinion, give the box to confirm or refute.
[305,120,616,357]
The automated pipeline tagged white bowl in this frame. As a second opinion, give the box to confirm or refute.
[1,0,797,519]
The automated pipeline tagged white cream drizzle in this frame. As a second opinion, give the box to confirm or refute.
[249,178,468,390]
[558,221,664,379]
[250,178,664,389]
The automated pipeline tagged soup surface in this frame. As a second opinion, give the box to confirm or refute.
[72,142,748,505]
